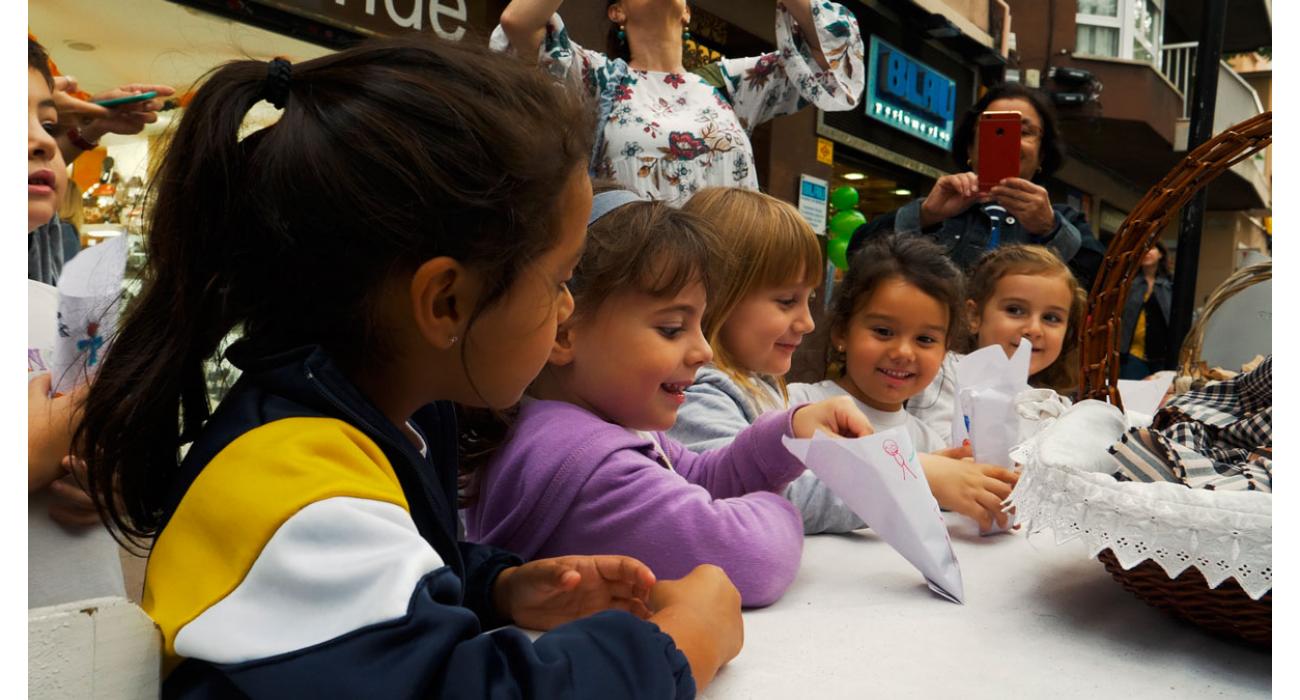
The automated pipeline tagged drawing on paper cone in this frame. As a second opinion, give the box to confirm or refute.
[883,439,917,480]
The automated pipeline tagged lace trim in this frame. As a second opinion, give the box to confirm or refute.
[1009,436,1272,600]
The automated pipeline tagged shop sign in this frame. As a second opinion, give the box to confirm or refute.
[797,174,829,233]
[864,36,956,150]
[816,137,834,165]
[259,0,469,41]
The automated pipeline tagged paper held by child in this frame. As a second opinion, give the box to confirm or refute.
[782,428,965,604]
[950,337,1032,464]
[29,280,58,375]
[51,236,127,396]
[948,337,1032,535]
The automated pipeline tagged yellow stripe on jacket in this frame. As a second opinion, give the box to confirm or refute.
[145,417,409,660]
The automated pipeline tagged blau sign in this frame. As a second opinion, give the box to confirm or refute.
[864,36,957,149]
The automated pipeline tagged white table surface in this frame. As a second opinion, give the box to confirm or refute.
[701,520,1270,699]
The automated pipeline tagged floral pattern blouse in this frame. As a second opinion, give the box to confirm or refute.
[490,2,865,205]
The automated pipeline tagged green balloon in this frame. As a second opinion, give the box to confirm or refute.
[828,210,867,240]
[827,236,850,271]
[830,186,859,212]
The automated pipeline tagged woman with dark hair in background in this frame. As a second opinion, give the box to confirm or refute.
[1119,242,1174,379]
[850,82,1105,291]
[494,0,865,205]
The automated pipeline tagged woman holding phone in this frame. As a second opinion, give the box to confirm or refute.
[850,83,1103,291]
[493,0,865,205]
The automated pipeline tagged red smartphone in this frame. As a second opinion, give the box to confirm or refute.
[977,111,1021,193]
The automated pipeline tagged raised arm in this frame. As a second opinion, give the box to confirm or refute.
[781,0,829,69]
[498,0,568,60]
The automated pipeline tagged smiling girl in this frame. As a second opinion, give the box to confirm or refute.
[465,190,873,609]
[668,188,821,452]
[909,244,1086,444]
[785,234,1020,534]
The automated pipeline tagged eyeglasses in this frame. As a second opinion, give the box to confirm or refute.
[1021,122,1044,140]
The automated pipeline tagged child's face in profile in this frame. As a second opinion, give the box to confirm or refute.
[557,280,713,431]
[28,68,65,233]
[970,273,1072,376]
[719,282,816,376]
[833,277,948,413]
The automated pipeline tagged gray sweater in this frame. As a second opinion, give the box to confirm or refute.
[669,367,875,534]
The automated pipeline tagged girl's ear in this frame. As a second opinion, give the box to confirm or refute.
[410,256,477,351]
[549,317,579,366]
[965,298,981,336]
[829,323,846,353]
[607,1,625,24]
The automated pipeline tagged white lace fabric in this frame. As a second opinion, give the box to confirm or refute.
[1008,400,1272,601]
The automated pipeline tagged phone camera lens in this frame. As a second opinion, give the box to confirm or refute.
[995,127,1005,136]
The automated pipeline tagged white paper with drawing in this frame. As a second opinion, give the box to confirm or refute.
[29,280,58,376]
[782,428,964,604]
[51,236,127,395]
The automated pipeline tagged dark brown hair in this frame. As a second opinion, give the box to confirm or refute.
[951,82,1066,180]
[572,189,722,320]
[29,38,54,88]
[827,233,965,375]
[962,244,1086,393]
[75,36,594,542]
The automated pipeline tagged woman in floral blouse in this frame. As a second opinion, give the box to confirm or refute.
[495,1,865,205]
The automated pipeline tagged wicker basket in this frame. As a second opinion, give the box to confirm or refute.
[1097,550,1271,647]
[1076,112,1272,645]
[1173,261,1271,394]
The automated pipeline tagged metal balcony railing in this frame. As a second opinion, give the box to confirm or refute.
[1161,41,1198,118]
[1160,41,1264,122]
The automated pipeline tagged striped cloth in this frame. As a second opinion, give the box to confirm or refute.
[1109,355,1271,491]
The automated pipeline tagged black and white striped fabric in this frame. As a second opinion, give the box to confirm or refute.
[1110,356,1271,492]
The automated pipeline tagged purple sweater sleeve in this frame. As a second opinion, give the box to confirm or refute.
[661,408,806,498]
[561,447,805,608]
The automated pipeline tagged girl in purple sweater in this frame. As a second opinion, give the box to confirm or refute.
[464,189,872,608]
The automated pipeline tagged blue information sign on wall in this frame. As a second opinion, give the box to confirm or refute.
[864,36,957,150]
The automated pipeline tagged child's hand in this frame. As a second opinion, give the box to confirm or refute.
[792,397,874,440]
[921,454,1019,531]
[648,564,743,691]
[493,555,656,631]
[28,375,86,493]
[932,443,972,461]
[48,456,102,529]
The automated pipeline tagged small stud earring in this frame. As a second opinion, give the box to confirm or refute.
[449,336,459,346]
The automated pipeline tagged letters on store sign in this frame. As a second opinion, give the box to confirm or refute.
[881,48,955,122]
[326,0,468,40]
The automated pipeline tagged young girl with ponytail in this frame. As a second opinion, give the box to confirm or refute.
[74,38,741,697]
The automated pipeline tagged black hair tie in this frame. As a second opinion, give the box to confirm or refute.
[264,58,292,109]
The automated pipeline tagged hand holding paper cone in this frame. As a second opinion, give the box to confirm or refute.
[791,396,875,439]
[783,428,965,603]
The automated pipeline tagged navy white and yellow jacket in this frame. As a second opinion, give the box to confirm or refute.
[149,344,694,698]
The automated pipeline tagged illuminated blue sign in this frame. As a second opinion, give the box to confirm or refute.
[865,36,957,149]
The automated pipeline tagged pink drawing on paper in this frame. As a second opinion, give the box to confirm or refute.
[883,439,917,480]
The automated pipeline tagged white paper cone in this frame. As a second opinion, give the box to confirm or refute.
[784,428,965,603]
[51,236,127,395]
